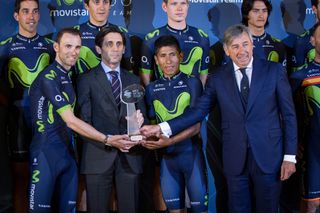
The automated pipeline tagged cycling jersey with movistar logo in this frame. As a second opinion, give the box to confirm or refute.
[0,33,54,160]
[145,72,207,212]
[146,72,202,152]
[290,61,320,199]
[252,32,287,68]
[29,61,75,144]
[141,25,210,80]
[74,21,133,74]
[0,33,54,108]
[293,25,316,69]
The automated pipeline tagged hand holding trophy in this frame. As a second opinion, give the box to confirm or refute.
[121,84,145,141]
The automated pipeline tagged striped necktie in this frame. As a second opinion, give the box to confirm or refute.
[109,71,121,106]
[239,68,249,105]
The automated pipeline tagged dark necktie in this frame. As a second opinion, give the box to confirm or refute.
[109,71,121,106]
[240,68,249,104]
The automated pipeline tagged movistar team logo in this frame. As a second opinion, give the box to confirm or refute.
[45,70,57,80]
[36,121,45,133]
[145,29,160,40]
[32,170,40,183]
[57,0,82,6]
[154,92,191,122]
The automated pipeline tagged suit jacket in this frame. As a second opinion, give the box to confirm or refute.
[77,64,147,174]
[168,58,297,175]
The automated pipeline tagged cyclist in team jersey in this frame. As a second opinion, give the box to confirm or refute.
[142,35,207,213]
[140,0,210,86]
[241,0,287,68]
[291,22,320,213]
[74,0,133,74]
[0,0,54,211]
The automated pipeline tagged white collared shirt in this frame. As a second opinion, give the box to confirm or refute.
[101,61,121,83]
[233,57,253,91]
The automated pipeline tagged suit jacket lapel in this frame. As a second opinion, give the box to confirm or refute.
[94,65,119,111]
[221,62,245,114]
[119,70,128,118]
[247,59,267,113]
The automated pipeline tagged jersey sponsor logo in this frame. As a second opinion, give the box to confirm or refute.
[32,158,38,166]
[36,121,45,133]
[179,47,203,75]
[32,170,40,183]
[45,70,57,80]
[145,29,160,40]
[8,53,50,88]
[37,96,45,119]
[29,183,36,210]
[267,51,280,63]
[55,95,63,102]
[197,29,208,38]
[77,46,101,73]
[304,86,320,116]
[154,92,190,122]
[141,56,150,65]
[0,37,12,46]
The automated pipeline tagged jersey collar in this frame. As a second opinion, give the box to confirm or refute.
[53,61,68,74]
[161,71,182,81]
[16,33,40,43]
[166,24,189,35]
[252,32,267,42]
[87,21,110,31]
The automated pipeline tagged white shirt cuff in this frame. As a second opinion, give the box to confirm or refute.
[159,122,172,137]
[283,155,296,163]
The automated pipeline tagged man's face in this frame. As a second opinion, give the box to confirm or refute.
[247,1,268,29]
[312,1,320,22]
[54,33,81,70]
[96,32,125,67]
[154,46,182,78]
[14,0,39,37]
[224,32,253,68]
[162,0,189,23]
[85,0,110,26]
[311,26,320,56]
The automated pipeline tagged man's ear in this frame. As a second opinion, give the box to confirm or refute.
[95,45,102,55]
[154,55,159,65]
[162,2,167,13]
[311,36,316,48]
[13,12,19,22]
[53,42,59,52]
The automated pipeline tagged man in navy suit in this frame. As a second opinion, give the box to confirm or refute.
[141,24,297,213]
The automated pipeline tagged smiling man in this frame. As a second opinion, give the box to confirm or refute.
[0,0,54,211]
[28,28,112,212]
[241,0,287,68]
[141,24,298,213]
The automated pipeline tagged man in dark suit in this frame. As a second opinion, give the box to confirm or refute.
[77,27,146,213]
[141,24,297,213]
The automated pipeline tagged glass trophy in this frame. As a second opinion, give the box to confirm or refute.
[121,84,145,141]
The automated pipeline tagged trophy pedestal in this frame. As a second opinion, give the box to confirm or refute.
[130,135,143,142]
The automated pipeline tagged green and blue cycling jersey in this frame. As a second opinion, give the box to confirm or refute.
[145,72,207,212]
[74,21,133,74]
[290,61,320,200]
[141,25,210,80]
[0,33,54,160]
[293,25,316,69]
[253,32,287,68]
[28,61,77,212]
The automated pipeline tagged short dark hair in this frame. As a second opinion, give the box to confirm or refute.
[14,0,39,13]
[56,28,81,44]
[312,0,320,7]
[84,0,112,6]
[95,27,126,48]
[154,35,181,55]
[241,0,272,27]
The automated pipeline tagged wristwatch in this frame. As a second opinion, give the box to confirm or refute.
[104,135,112,150]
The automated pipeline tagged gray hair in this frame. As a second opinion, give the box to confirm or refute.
[223,24,253,48]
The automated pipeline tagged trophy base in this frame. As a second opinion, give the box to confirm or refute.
[130,134,143,141]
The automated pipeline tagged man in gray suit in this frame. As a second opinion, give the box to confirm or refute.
[77,27,147,213]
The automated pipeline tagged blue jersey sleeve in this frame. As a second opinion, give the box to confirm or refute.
[41,72,71,114]
[187,77,203,107]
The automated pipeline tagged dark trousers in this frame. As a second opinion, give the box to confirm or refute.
[226,148,281,213]
[85,153,140,213]
[0,106,13,213]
